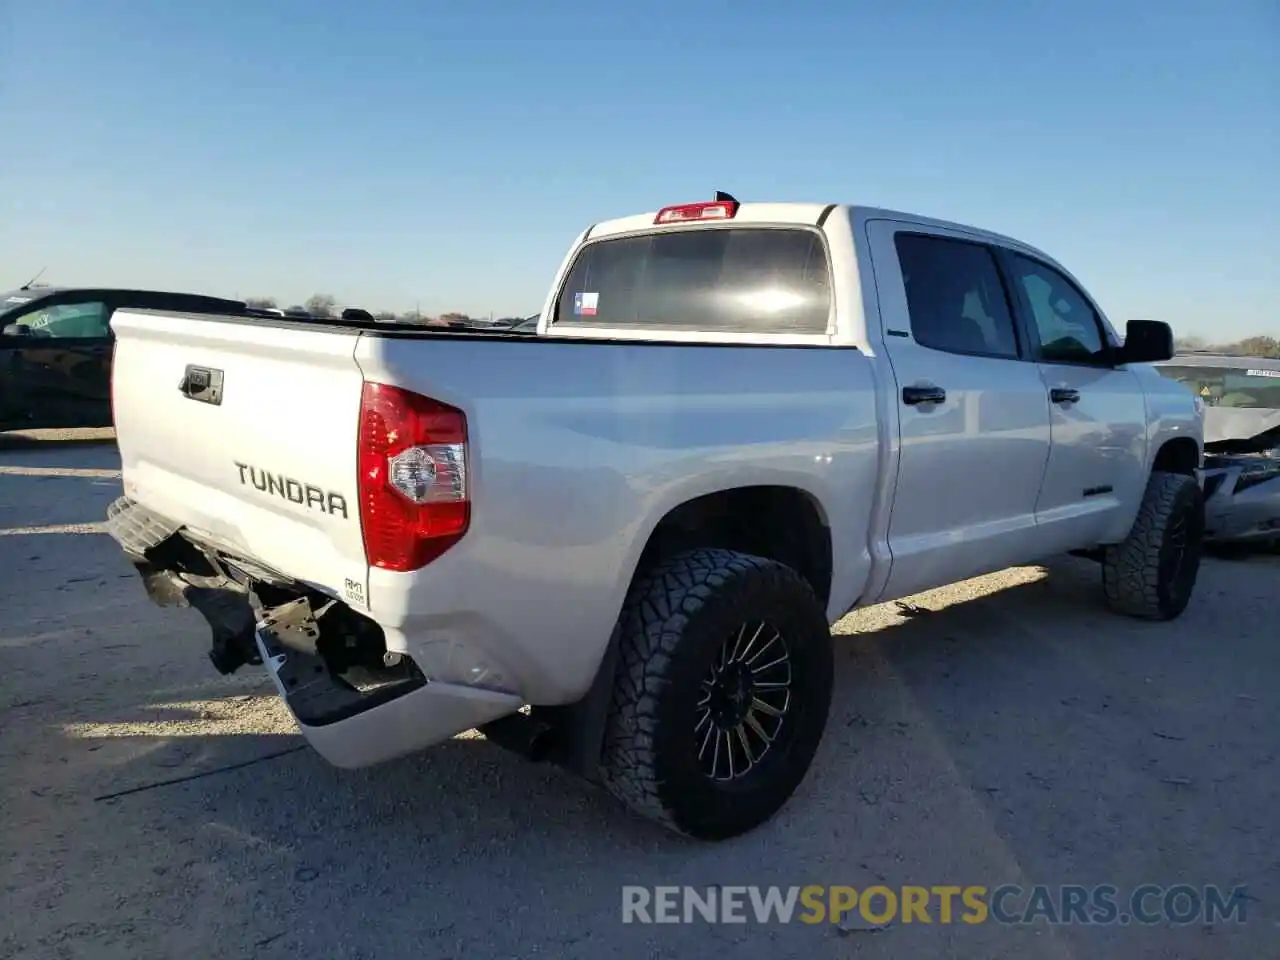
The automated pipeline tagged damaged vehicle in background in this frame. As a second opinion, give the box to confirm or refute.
[1157,354,1280,549]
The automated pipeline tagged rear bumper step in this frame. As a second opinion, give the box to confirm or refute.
[104,496,180,558]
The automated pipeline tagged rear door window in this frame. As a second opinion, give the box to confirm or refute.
[554,227,831,334]
[893,233,1020,358]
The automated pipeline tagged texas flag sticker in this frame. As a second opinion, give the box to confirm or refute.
[574,291,599,316]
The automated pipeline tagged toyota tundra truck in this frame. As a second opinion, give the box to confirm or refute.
[103,197,1204,840]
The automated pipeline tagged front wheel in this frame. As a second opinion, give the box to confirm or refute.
[1102,470,1205,620]
[599,548,834,840]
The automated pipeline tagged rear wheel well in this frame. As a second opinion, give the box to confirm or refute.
[544,485,832,783]
[636,486,833,609]
[1152,437,1200,477]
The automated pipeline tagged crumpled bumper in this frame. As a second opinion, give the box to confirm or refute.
[1202,462,1280,542]
[255,628,522,768]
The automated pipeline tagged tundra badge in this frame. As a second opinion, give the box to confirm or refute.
[234,463,349,519]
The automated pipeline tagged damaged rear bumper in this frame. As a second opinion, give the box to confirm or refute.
[256,631,520,767]
[103,496,523,768]
[252,602,520,767]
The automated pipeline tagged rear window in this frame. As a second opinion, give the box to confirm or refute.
[553,227,831,334]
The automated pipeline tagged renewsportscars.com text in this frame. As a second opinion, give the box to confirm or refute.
[621,884,1249,926]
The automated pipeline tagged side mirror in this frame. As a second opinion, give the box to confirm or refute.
[2,322,31,337]
[1118,319,1174,364]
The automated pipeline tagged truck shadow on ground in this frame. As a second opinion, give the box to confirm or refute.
[1205,541,1280,564]
[28,554,1270,853]
[4,490,1275,958]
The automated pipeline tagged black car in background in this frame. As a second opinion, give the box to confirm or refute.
[1,286,250,430]
[504,314,540,333]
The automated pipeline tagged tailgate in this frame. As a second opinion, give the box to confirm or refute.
[110,309,369,602]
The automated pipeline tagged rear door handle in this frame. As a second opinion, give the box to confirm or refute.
[1050,387,1080,405]
[902,385,946,406]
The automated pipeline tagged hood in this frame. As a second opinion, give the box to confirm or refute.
[1203,407,1280,454]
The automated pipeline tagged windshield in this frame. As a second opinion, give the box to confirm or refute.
[1158,365,1280,410]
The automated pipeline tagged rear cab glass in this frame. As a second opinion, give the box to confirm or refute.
[552,227,832,334]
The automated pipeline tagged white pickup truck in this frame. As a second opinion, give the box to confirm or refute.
[104,198,1204,840]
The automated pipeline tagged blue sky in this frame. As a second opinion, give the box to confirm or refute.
[1,1,1275,336]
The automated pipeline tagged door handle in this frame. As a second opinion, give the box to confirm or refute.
[178,365,223,405]
[902,385,946,406]
[1050,387,1080,405]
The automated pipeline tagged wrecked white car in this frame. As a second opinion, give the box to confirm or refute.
[1158,354,1280,547]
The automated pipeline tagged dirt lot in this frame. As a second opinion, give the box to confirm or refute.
[1,430,1277,960]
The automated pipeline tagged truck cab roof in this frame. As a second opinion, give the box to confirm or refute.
[585,202,1034,254]
[549,200,1074,348]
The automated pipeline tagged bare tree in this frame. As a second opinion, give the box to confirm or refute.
[1236,335,1280,358]
[1173,334,1280,358]
[1174,334,1208,352]
[304,294,337,318]
[245,296,278,309]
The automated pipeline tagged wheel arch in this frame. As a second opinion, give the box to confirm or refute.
[546,484,834,782]
[633,484,834,609]
[1151,436,1201,476]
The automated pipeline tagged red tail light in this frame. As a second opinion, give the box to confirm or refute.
[654,200,739,224]
[357,382,469,571]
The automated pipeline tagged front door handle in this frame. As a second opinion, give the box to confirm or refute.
[903,385,946,406]
[1050,387,1080,405]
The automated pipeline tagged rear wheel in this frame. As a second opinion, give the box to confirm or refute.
[1102,470,1204,620]
[599,548,833,840]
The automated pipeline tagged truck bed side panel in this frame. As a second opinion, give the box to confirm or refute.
[354,335,881,703]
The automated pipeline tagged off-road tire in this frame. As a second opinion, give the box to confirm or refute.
[599,548,833,840]
[1102,470,1204,621]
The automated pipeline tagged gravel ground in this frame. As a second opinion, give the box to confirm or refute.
[1,429,1277,959]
